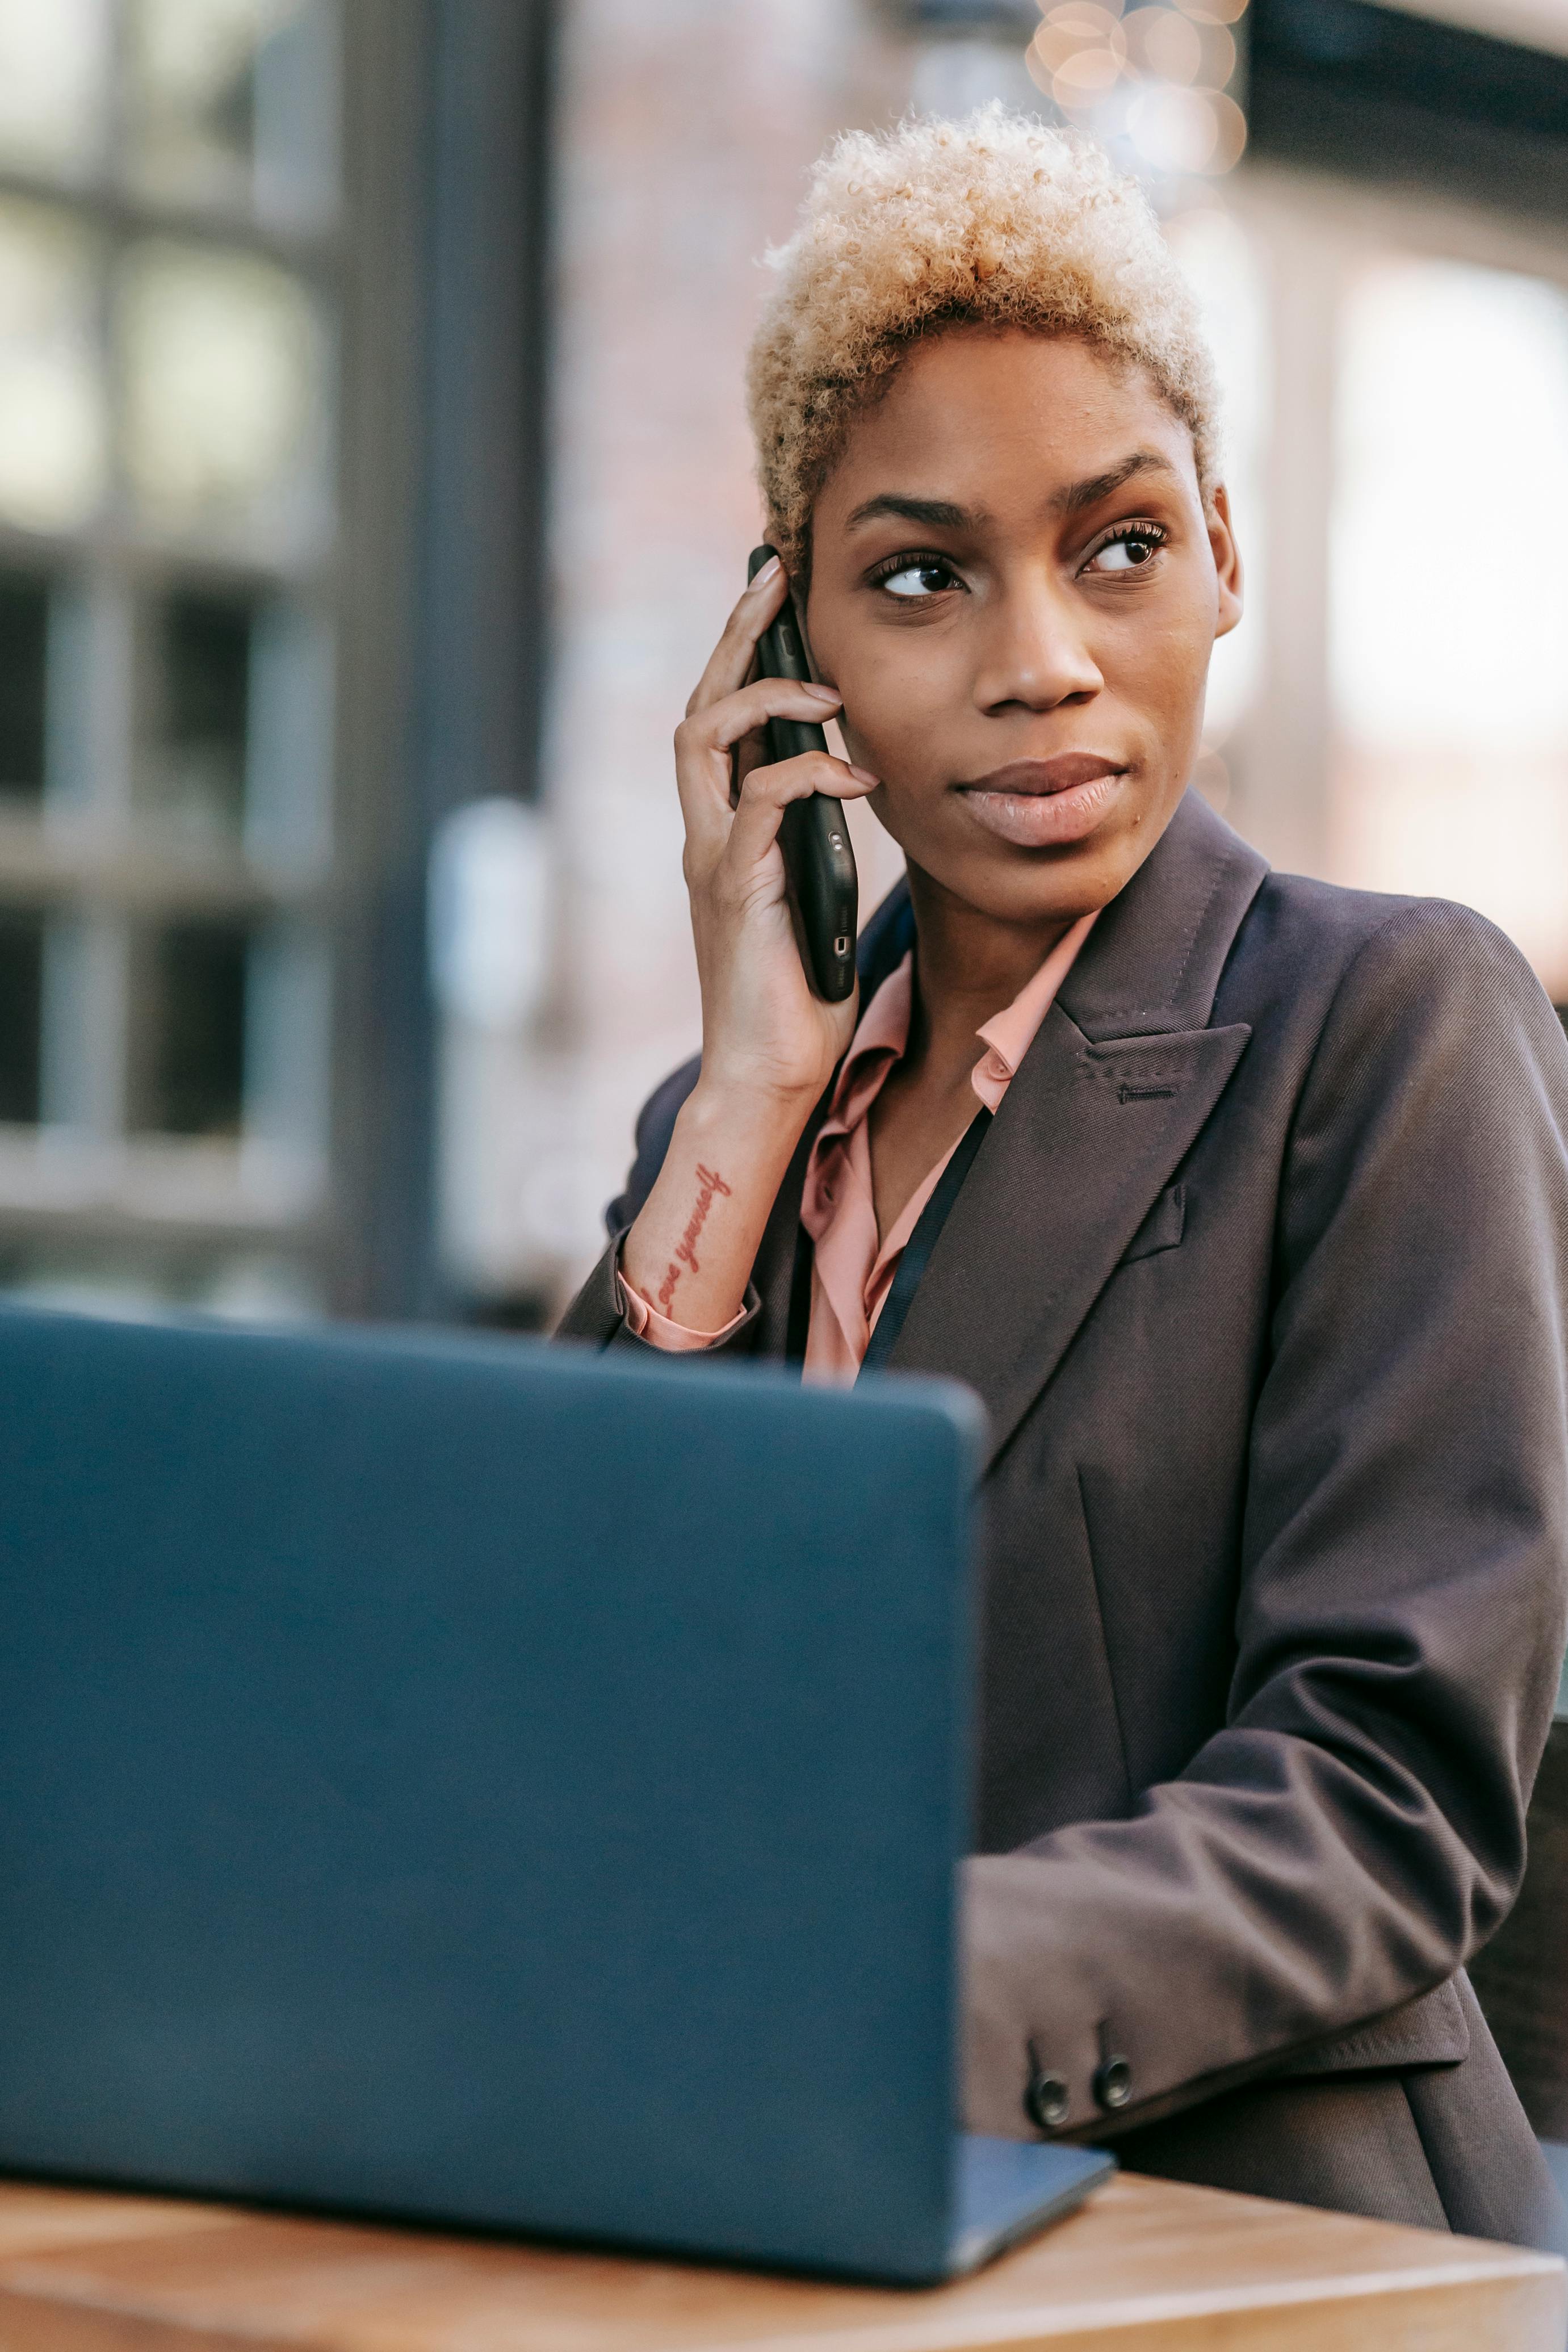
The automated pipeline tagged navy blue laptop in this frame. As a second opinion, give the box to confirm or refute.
[0,1307,1111,2284]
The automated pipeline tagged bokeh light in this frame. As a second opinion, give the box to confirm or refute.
[1029,0,1248,183]
[1141,8,1204,82]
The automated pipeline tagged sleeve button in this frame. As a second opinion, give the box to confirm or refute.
[1024,2067,1072,2131]
[1093,2055,1133,2113]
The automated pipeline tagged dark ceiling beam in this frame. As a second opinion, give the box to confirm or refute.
[1248,0,1568,217]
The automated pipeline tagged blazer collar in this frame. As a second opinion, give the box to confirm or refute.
[852,787,1267,1038]
[886,790,1269,1468]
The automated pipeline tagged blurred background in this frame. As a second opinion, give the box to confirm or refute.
[0,0,1566,1330]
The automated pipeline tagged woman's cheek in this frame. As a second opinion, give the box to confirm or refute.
[836,698,899,779]
[843,668,946,775]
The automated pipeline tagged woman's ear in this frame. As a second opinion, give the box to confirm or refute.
[1207,482,1244,640]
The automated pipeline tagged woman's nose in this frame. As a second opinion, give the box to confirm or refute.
[972,580,1104,714]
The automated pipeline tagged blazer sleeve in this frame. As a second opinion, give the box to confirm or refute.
[552,1050,765,1356]
[963,899,1568,2141]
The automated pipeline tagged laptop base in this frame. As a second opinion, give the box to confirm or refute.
[947,2136,1116,2277]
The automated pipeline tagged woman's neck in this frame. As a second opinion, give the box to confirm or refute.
[902,861,1076,1084]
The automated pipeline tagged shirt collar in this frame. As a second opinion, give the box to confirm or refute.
[820,907,1100,1141]
[817,954,914,1142]
[974,908,1099,1084]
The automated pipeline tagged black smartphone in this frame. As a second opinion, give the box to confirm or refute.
[747,544,858,1003]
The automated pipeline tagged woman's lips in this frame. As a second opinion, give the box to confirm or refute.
[955,757,1126,848]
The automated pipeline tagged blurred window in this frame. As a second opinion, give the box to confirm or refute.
[0,2,112,187]
[1329,255,1568,993]
[139,589,252,840]
[0,0,337,1311]
[0,911,44,1124]
[1213,145,1568,1011]
[125,0,338,225]
[0,572,49,802]
[118,238,329,556]
[131,920,248,1137]
[0,199,107,534]
[0,1240,321,1319]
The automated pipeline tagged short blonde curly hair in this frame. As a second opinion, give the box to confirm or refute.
[746,107,1221,579]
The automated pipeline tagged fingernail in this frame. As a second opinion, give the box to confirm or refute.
[804,682,841,702]
[849,766,879,785]
[752,555,782,584]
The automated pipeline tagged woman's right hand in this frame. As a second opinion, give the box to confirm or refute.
[676,555,877,1113]
[618,559,877,1340]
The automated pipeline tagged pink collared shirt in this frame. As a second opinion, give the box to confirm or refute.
[621,912,1096,1377]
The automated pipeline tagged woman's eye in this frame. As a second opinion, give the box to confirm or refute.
[879,560,955,598]
[1087,530,1164,575]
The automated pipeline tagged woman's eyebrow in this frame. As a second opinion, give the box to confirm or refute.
[843,454,1176,537]
[1053,448,1176,517]
[843,493,978,532]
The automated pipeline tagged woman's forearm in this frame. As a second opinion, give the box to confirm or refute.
[614,557,870,1339]
[619,1081,815,1334]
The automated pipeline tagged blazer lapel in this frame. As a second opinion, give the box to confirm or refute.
[890,1005,1250,1466]
[887,792,1268,1469]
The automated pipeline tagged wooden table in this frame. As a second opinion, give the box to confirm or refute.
[0,2171,1557,2352]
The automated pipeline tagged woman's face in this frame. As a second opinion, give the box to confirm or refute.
[804,328,1242,928]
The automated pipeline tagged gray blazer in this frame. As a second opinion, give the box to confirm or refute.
[558,790,1568,2254]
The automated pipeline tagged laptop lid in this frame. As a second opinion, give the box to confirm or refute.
[0,1309,983,2283]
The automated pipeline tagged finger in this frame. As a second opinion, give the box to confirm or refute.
[726,752,878,870]
[731,730,767,807]
[685,557,792,717]
[682,674,842,761]
[737,750,879,808]
[729,642,765,806]
[675,676,845,844]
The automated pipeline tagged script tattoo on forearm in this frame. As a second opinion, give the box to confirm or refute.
[656,1164,733,1316]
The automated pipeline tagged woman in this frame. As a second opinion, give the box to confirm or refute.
[558,111,1568,2252]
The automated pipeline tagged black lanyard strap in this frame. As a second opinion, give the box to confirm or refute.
[857,1106,993,1380]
